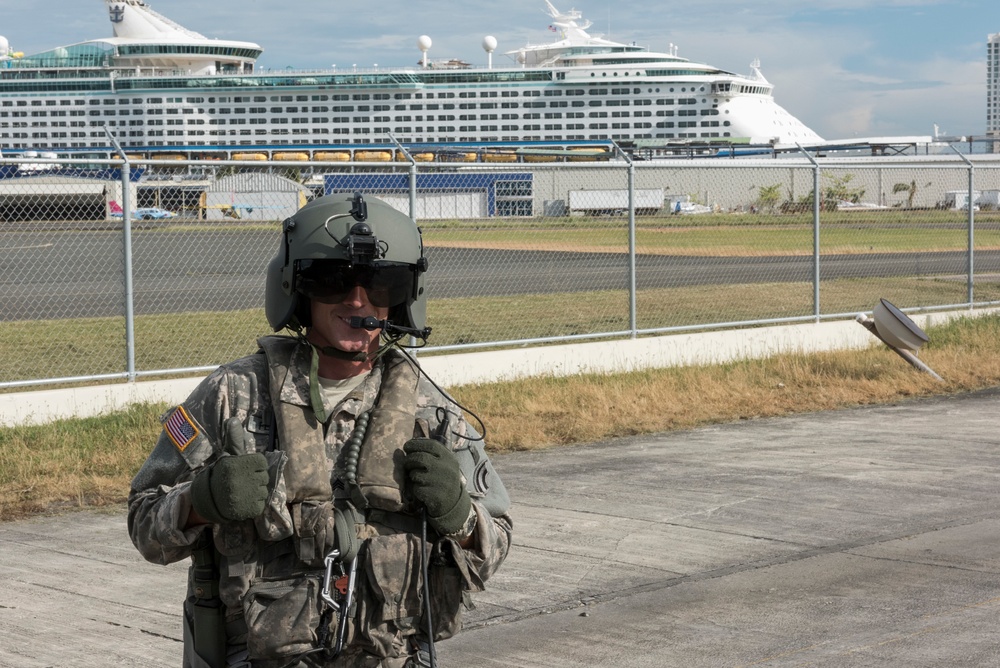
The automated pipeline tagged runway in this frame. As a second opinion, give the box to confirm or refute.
[0,228,994,321]
[4,391,1000,667]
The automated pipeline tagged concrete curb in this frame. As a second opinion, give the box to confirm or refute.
[3,307,995,426]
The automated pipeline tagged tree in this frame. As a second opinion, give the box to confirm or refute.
[892,180,931,209]
[755,184,781,213]
[822,173,865,206]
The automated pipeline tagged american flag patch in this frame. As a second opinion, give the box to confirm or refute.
[163,406,200,452]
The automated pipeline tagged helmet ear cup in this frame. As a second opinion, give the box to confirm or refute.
[265,252,298,331]
[292,294,312,329]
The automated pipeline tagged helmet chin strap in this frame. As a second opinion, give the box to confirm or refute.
[304,337,390,423]
[308,335,395,364]
[317,345,371,363]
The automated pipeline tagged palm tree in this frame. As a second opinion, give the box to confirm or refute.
[892,180,931,209]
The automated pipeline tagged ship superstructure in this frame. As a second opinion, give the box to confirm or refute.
[0,0,822,153]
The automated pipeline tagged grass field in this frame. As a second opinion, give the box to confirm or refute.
[4,211,1000,520]
[422,211,1000,256]
[5,276,999,385]
[3,313,1000,521]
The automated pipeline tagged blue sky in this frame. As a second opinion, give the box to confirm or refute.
[0,0,995,140]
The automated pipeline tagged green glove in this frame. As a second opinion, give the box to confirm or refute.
[402,438,472,536]
[190,452,270,524]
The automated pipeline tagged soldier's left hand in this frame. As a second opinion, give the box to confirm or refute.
[402,438,472,536]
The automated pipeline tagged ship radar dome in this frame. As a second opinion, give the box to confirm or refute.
[417,35,432,68]
[0,36,8,58]
[482,36,497,69]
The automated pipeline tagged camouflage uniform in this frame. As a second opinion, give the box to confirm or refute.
[128,335,512,668]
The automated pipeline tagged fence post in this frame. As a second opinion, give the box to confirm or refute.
[614,142,637,338]
[107,129,137,382]
[797,145,821,321]
[951,147,975,306]
[390,135,419,349]
[389,134,418,223]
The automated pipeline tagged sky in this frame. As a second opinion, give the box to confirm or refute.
[0,0,996,141]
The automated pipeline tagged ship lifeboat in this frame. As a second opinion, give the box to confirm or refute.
[522,154,557,163]
[354,151,393,162]
[232,152,268,161]
[155,153,187,161]
[313,152,351,162]
[484,152,517,163]
[567,147,610,162]
[394,151,436,162]
[272,152,309,161]
[436,152,478,162]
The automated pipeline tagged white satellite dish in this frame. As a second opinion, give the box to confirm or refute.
[855,298,941,381]
[872,298,929,352]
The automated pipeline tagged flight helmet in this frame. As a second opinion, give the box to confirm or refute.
[265,192,429,337]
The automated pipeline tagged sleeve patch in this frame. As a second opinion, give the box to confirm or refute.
[162,406,200,452]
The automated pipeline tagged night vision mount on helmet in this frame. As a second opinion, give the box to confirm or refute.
[265,193,429,339]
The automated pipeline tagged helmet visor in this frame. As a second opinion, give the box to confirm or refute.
[296,260,415,309]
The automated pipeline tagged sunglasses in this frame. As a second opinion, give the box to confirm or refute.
[297,261,414,308]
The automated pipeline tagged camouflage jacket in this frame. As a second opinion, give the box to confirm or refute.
[128,335,513,667]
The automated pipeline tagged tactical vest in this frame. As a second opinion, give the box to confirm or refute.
[227,337,460,663]
[260,335,420,513]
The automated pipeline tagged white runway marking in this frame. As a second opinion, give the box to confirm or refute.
[1,243,54,251]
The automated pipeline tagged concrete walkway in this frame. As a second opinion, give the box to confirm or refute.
[2,389,1000,667]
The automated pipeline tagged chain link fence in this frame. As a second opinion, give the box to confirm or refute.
[3,151,999,390]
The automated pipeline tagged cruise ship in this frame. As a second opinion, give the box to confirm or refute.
[0,0,823,155]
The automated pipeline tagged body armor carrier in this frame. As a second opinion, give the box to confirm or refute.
[216,337,458,665]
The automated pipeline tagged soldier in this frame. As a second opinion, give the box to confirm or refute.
[128,193,513,668]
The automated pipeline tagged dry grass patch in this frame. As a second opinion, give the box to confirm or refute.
[0,403,162,521]
[2,315,1000,520]
[449,315,1000,451]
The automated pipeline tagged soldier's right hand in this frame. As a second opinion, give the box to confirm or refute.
[190,452,270,524]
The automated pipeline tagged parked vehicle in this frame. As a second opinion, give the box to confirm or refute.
[109,201,177,219]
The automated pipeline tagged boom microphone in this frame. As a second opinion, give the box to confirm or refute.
[349,316,432,341]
